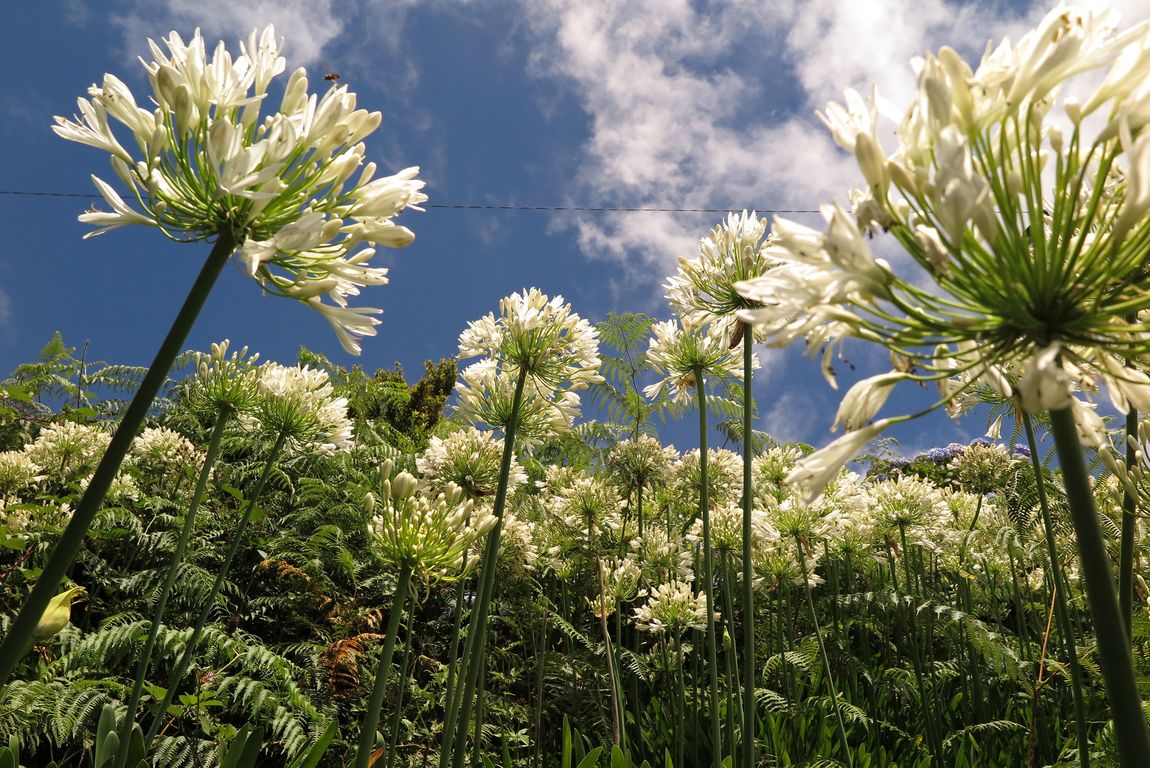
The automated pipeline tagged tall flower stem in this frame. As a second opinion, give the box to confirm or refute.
[793,535,853,768]
[1120,407,1138,639]
[694,368,722,767]
[115,406,232,767]
[1047,406,1150,765]
[0,230,237,686]
[1022,411,1089,768]
[355,566,412,768]
[145,429,288,747]
[740,322,756,768]
[444,366,528,768]
[594,548,623,748]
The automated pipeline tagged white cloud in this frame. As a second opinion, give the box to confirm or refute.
[512,0,1119,287]
[114,0,345,66]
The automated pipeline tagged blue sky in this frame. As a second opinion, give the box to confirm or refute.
[3,0,1143,455]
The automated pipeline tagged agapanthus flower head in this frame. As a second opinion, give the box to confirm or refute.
[249,362,353,455]
[490,507,539,574]
[130,426,205,482]
[871,475,947,544]
[24,422,111,484]
[458,288,603,392]
[53,26,427,354]
[631,528,695,584]
[665,210,777,344]
[416,427,527,500]
[672,448,744,509]
[184,340,262,418]
[368,463,496,584]
[606,435,677,492]
[737,5,1150,498]
[454,359,581,448]
[593,555,642,618]
[0,452,44,502]
[556,476,623,543]
[954,442,1015,495]
[643,319,754,405]
[633,579,713,635]
[686,503,752,554]
[752,445,804,506]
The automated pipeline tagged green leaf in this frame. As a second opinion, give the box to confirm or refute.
[287,720,338,768]
[575,748,604,768]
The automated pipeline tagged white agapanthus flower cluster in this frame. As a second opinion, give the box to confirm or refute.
[593,555,642,618]
[643,319,753,405]
[455,289,601,444]
[53,26,426,354]
[735,5,1150,502]
[249,362,353,455]
[454,360,582,448]
[368,465,496,582]
[0,452,44,501]
[555,476,624,544]
[665,210,777,345]
[869,476,949,553]
[606,435,678,493]
[184,340,262,418]
[130,426,205,481]
[458,288,603,391]
[24,422,112,484]
[633,579,713,635]
[416,427,527,499]
[672,448,744,509]
[631,528,695,584]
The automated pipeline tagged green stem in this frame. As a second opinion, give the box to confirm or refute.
[1048,406,1150,767]
[1022,411,1089,768]
[385,619,413,768]
[445,365,529,768]
[144,429,288,747]
[794,535,853,768]
[594,544,622,747]
[740,322,756,768]
[355,565,412,768]
[695,369,722,767]
[1121,407,1138,640]
[0,230,237,685]
[115,407,232,767]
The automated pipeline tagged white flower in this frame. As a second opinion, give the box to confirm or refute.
[832,372,909,432]
[633,580,713,635]
[643,319,752,404]
[369,468,494,581]
[249,362,353,455]
[787,419,893,504]
[0,452,44,501]
[458,288,603,392]
[416,427,527,499]
[664,210,777,343]
[52,26,426,355]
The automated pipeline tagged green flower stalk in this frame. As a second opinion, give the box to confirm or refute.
[356,466,493,768]
[144,359,352,748]
[0,24,424,687]
[444,288,602,767]
[646,316,755,767]
[736,5,1150,761]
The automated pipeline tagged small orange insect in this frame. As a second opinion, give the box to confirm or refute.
[323,72,341,82]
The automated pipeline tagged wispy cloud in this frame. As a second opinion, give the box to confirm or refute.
[114,0,346,66]
[510,0,1124,285]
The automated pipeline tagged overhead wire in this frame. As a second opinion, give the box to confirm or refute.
[0,188,821,214]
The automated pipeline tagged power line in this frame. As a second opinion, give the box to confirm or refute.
[0,188,821,214]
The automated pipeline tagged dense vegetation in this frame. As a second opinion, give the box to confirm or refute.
[1,327,1147,767]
